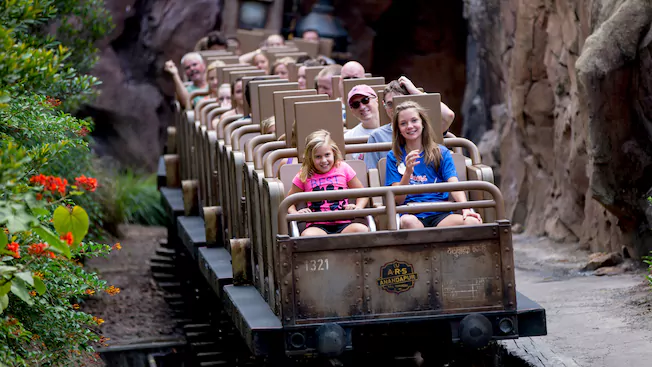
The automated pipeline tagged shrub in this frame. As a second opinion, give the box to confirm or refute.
[1,0,116,365]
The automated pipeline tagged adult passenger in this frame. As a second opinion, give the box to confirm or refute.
[206,31,228,51]
[344,85,381,160]
[297,58,326,89]
[164,52,207,109]
[217,77,245,126]
[271,57,296,79]
[363,76,456,169]
[315,64,342,99]
[238,34,285,65]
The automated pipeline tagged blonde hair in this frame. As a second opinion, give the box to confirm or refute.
[391,101,442,169]
[272,57,296,75]
[207,60,226,73]
[252,53,270,74]
[299,130,343,182]
[261,116,275,134]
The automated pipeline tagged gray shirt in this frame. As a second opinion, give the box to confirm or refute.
[363,124,393,169]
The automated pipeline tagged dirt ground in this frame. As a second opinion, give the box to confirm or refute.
[82,225,183,346]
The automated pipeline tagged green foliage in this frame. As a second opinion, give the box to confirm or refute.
[0,0,115,365]
[98,171,166,228]
[644,253,652,287]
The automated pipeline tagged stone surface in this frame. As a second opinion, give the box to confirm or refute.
[582,252,624,272]
[464,0,652,257]
[81,0,220,171]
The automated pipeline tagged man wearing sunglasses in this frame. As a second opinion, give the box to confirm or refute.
[344,85,381,160]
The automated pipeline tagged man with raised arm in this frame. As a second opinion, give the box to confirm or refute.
[164,52,207,109]
[363,76,456,169]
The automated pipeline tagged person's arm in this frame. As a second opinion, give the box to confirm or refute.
[286,184,310,214]
[446,177,482,222]
[164,60,191,109]
[344,176,369,209]
[238,47,265,65]
[389,150,419,205]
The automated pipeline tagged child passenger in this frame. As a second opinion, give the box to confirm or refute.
[386,101,483,229]
[287,130,369,236]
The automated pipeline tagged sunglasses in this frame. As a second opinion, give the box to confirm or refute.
[342,76,359,80]
[349,96,373,109]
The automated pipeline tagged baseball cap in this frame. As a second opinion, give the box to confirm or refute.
[347,84,377,105]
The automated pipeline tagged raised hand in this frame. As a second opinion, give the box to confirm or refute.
[398,76,421,95]
[405,150,421,171]
[164,60,178,75]
[297,208,312,214]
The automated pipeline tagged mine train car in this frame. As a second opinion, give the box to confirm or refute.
[158,49,546,363]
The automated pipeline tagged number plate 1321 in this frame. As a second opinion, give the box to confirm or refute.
[304,259,329,272]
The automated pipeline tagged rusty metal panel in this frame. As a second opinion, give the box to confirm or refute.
[293,249,363,322]
[363,245,435,315]
[438,240,504,311]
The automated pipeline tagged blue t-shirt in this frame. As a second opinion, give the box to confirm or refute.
[363,124,393,169]
[385,145,457,218]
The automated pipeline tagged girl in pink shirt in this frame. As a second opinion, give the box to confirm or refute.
[287,130,369,236]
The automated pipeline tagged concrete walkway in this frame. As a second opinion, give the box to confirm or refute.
[507,234,652,367]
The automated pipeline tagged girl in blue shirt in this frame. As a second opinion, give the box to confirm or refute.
[385,101,483,229]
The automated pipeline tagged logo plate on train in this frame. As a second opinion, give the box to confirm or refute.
[377,260,418,294]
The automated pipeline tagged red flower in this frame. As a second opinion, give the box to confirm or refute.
[29,174,68,195]
[60,232,74,246]
[5,242,20,258]
[35,193,43,201]
[75,175,98,192]
[27,243,48,256]
[76,126,90,137]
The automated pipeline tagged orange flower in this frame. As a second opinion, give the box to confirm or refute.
[27,243,48,256]
[85,289,95,296]
[29,174,68,195]
[5,242,20,258]
[105,286,120,296]
[76,126,90,137]
[29,291,36,297]
[92,316,104,325]
[35,193,43,201]
[72,304,80,310]
[112,242,121,250]
[60,232,74,245]
[33,271,44,279]
[46,251,56,259]
[74,175,98,192]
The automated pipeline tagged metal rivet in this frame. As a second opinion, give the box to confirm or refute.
[356,261,360,265]
[425,257,429,261]
[433,256,436,260]
[282,245,287,249]
[494,252,499,256]
[504,229,509,233]
[428,293,431,297]
[284,280,288,285]
[365,273,368,277]
[365,285,369,289]
[283,263,288,267]
[357,274,360,277]
[357,286,361,289]
[296,290,300,294]
[505,247,511,252]
[286,317,291,321]
[366,297,370,301]
[508,283,513,288]
[436,292,440,296]
[426,281,430,285]
[296,278,299,282]
[355,250,359,253]
[295,266,299,270]
[426,269,430,273]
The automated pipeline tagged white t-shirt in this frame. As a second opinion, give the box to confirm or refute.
[344,123,375,160]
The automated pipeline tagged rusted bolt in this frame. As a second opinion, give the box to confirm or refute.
[366,297,370,301]
[365,273,368,277]
[365,285,369,289]
[295,266,299,270]
[428,293,431,297]
[425,257,429,260]
[505,247,511,252]
[284,280,288,285]
[286,317,291,321]
[282,245,287,249]
[357,286,361,290]
[504,229,509,233]
[495,276,500,280]
[296,278,299,282]
[436,292,440,296]
[357,273,360,277]
[355,250,359,253]
[285,299,289,303]
[509,302,514,307]
[494,252,498,256]
[296,290,300,294]
[356,261,360,265]
[283,263,288,268]
[433,256,436,260]
[426,281,430,285]
[426,269,430,273]
[508,283,513,288]
[364,261,367,265]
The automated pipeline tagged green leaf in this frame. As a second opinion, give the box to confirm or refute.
[0,266,18,274]
[10,279,33,305]
[34,278,46,295]
[53,206,89,245]
[32,208,49,217]
[0,231,6,247]
[0,294,8,314]
[5,211,34,233]
[33,225,70,258]
[14,272,33,287]
[0,281,11,296]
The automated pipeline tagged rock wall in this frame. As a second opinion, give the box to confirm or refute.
[463,0,652,257]
[81,0,220,171]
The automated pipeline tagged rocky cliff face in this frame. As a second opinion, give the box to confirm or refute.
[82,0,220,171]
[463,0,652,257]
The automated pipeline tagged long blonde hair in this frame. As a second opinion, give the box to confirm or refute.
[299,130,343,182]
[391,101,442,170]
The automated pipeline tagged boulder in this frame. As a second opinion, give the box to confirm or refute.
[582,252,624,272]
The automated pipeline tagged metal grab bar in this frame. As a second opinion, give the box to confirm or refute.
[443,138,481,165]
[254,141,286,169]
[264,148,298,177]
[277,181,505,235]
[245,134,276,161]
[231,124,260,151]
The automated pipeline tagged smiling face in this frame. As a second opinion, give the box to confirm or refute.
[183,57,205,84]
[349,94,379,123]
[312,144,335,174]
[207,69,219,94]
[233,80,243,108]
[397,108,423,143]
[383,91,400,120]
[317,75,333,97]
[253,54,269,74]
[298,66,307,89]
[274,63,289,79]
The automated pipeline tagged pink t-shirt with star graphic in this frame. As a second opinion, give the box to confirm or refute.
[292,161,357,225]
